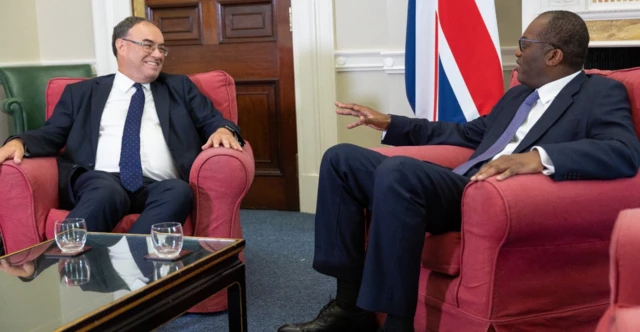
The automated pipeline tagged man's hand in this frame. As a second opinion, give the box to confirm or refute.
[202,127,243,151]
[335,102,391,131]
[0,260,35,278]
[470,150,544,182]
[0,139,25,164]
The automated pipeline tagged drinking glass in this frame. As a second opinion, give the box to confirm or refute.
[54,218,87,253]
[59,256,91,286]
[151,222,184,259]
[153,261,184,280]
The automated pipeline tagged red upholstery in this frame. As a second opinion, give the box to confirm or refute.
[596,209,640,332]
[0,70,255,313]
[373,67,640,331]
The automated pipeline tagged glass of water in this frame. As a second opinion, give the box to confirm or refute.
[153,261,184,280]
[54,218,87,253]
[59,256,91,286]
[151,222,184,259]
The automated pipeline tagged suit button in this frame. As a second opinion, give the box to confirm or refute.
[88,163,95,168]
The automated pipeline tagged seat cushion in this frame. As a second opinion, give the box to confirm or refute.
[44,209,194,239]
[421,232,461,276]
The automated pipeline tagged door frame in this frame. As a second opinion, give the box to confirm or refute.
[91,0,337,213]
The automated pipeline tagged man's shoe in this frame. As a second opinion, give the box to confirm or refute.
[278,299,378,332]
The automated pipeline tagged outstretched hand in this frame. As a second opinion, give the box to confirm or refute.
[335,102,391,131]
[470,150,544,182]
[0,139,25,164]
[202,127,243,151]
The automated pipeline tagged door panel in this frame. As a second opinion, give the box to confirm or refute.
[138,0,299,210]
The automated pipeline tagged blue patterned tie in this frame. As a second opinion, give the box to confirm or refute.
[453,90,540,175]
[119,83,145,192]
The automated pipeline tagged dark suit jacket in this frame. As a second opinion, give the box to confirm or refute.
[17,72,243,209]
[382,71,640,180]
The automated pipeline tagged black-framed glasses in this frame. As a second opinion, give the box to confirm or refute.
[518,37,561,52]
[121,38,169,56]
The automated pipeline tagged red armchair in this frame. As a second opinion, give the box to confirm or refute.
[372,67,640,331]
[596,209,640,332]
[0,70,255,313]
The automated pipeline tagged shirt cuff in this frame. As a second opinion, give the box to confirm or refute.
[532,146,554,175]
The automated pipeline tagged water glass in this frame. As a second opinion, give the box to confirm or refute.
[59,256,91,286]
[151,222,184,259]
[54,218,87,253]
[153,261,184,280]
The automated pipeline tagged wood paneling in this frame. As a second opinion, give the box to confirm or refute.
[148,4,203,45]
[218,1,275,43]
[235,81,282,176]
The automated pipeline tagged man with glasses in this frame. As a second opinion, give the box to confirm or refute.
[0,17,244,234]
[279,10,640,332]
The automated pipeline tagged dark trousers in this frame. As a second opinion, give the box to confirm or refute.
[312,143,469,317]
[66,171,193,234]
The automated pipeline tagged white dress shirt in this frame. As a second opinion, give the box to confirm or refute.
[491,71,581,175]
[94,71,179,180]
[109,236,151,299]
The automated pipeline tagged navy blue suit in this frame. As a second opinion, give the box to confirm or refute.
[16,72,242,233]
[313,72,640,317]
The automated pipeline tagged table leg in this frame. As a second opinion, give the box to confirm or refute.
[228,264,247,332]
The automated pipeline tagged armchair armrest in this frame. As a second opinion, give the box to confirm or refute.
[189,142,255,239]
[609,209,640,306]
[457,173,640,316]
[0,158,58,253]
[372,145,473,169]
[462,174,640,249]
[1,97,27,135]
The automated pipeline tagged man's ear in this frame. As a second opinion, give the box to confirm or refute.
[115,39,126,56]
[546,48,564,67]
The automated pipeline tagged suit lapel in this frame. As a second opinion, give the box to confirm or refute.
[151,81,171,144]
[90,76,114,159]
[514,72,587,153]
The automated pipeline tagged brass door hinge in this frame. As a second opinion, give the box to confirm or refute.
[289,7,293,32]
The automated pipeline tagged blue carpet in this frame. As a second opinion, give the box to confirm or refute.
[158,210,334,331]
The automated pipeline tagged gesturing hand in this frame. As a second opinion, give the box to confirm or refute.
[335,101,391,131]
[0,139,25,164]
[202,127,243,151]
[470,150,544,182]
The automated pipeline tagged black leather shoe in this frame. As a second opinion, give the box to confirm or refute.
[278,299,378,332]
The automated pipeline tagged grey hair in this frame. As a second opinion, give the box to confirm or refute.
[111,16,154,57]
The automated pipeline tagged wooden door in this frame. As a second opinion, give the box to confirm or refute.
[135,0,299,210]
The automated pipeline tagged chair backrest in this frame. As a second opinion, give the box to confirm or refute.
[45,70,238,124]
[0,65,93,134]
[509,67,640,139]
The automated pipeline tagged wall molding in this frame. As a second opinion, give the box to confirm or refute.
[291,0,338,213]
[576,9,640,21]
[334,47,518,74]
[0,59,96,67]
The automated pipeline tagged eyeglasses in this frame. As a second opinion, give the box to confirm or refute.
[121,38,169,56]
[518,37,561,52]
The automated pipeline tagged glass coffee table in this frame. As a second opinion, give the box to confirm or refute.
[0,233,246,331]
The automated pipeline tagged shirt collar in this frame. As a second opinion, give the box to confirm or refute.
[114,71,151,93]
[536,70,581,105]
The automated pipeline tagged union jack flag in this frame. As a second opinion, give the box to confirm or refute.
[405,0,504,123]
